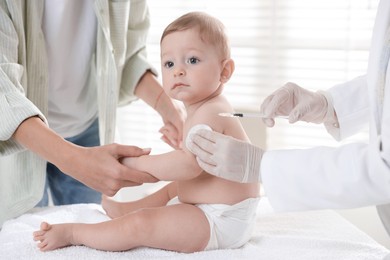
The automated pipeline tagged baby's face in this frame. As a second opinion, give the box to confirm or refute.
[160,28,224,106]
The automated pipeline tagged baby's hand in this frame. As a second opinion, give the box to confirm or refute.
[159,124,182,150]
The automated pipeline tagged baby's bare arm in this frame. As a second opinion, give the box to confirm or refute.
[121,96,238,181]
[121,150,202,181]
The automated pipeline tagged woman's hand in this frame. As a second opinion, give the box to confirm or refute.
[13,117,158,197]
[61,143,159,196]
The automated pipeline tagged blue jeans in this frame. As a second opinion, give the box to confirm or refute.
[36,119,101,206]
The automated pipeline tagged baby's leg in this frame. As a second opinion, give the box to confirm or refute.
[33,212,161,252]
[131,203,210,252]
[33,218,136,251]
[33,201,209,252]
[103,182,177,218]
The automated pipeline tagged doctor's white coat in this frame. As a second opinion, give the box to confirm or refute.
[261,0,390,213]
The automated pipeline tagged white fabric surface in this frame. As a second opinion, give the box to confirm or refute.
[0,198,389,260]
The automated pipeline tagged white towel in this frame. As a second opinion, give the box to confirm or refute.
[0,198,389,260]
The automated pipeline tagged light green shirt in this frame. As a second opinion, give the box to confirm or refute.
[0,0,155,226]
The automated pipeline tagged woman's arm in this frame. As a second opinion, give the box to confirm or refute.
[0,2,47,156]
[13,116,158,196]
[135,71,185,149]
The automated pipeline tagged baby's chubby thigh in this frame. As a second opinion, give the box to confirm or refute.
[135,202,210,252]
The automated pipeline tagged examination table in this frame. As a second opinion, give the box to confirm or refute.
[1,197,388,260]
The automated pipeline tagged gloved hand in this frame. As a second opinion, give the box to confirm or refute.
[260,82,334,127]
[186,125,263,183]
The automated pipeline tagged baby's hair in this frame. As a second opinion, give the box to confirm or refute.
[161,12,230,60]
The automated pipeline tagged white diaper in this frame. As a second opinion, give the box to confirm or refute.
[167,197,260,250]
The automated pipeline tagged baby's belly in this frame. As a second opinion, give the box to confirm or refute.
[177,173,259,205]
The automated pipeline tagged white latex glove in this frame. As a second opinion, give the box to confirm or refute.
[186,124,263,183]
[260,82,334,127]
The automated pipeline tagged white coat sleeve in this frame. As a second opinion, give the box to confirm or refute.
[261,141,390,211]
[324,75,370,141]
[261,75,390,211]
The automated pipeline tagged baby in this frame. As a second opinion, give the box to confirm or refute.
[33,11,260,253]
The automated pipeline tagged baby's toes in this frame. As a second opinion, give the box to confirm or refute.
[38,240,48,250]
[40,222,51,231]
[33,230,45,239]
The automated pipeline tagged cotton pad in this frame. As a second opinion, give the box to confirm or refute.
[185,124,212,151]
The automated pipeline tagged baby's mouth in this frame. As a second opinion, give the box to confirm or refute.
[172,83,188,89]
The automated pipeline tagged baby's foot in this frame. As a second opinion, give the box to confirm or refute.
[33,222,74,251]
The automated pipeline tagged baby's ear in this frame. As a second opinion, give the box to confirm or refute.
[220,59,235,83]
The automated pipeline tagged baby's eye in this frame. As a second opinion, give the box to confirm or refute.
[187,57,199,65]
[164,61,174,68]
